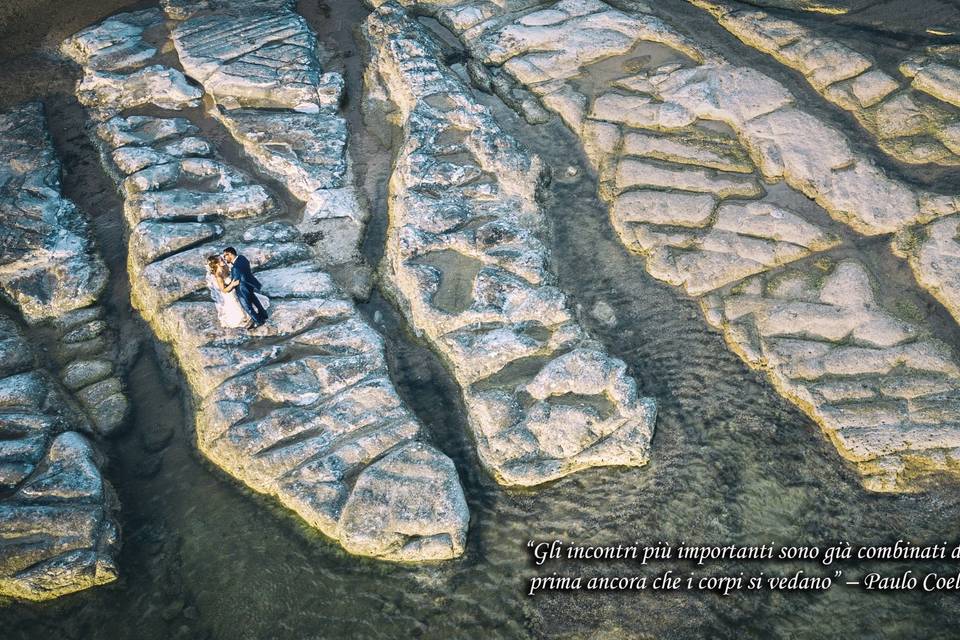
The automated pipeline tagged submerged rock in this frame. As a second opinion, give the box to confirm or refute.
[0,315,120,601]
[67,11,468,561]
[364,4,656,487]
[702,259,960,492]
[0,103,127,435]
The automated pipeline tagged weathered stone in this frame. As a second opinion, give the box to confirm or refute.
[912,62,960,109]
[165,2,368,268]
[61,9,163,72]
[171,11,332,110]
[0,317,119,601]
[76,65,202,114]
[396,0,960,491]
[614,158,763,198]
[894,217,960,327]
[71,7,468,559]
[365,4,656,487]
[0,103,108,321]
[687,0,960,167]
[0,103,127,436]
[702,259,960,491]
[216,110,347,196]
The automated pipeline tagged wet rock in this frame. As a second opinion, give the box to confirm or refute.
[393,0,960,490]
[337,443,469,560]
[69,12,469,561]
[364,4,656,487]
[0,103,128,435]
[689,0,960,166]
[0,316,120,601]
[701,259,960,492]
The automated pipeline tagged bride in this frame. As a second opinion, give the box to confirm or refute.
[206,255,269,328]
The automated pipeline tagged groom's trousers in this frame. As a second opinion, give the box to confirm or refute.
[237,286,267,323]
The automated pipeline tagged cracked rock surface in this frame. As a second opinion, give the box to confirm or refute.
[0,102,128,435]
[364,3,656,487]
[66,9,468,562]
[166,1,366,267]
[0,313,120,601]
[689,0,960,167]
[392,0,960,491]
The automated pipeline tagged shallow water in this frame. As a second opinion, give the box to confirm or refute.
[3,1,960,639]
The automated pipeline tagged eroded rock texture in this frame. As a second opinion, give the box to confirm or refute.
[390,0,960,491]
[66,10,468,561]
[0,314,120,601]
[689,0,960,167]
[166,1,366,267]
[0,103,128,435]
[364,4,656,487]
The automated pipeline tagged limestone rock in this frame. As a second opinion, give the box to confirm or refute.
[70,8,468,560]
[0,103,108,321]
[702,259,960,491]
[166,3,368,267]
[0,316,119,601]
[687,0,960,167]
[0,103,127,436]
[170,11,332,110]
[61,8,163,72]
[76,65,202,114]
[365,4,656,487]
[393,0,960,491]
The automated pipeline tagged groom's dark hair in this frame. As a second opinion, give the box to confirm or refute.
[223,247,238,257]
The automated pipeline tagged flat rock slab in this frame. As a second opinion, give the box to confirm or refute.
[0,315,119,601]
[689,0,960,167]
[68,12,468,561]
[364,4,656,487]
[170,11,331,110]
[0,103,107,321]
[702,259,960,492]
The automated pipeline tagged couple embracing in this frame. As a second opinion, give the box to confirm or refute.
[205,247,269,331]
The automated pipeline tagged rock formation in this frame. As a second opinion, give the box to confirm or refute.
[364,4,657,487]
[64,7,468,561]
[0,102,128,435]
[385,0,960,491]
[687,0,960,167]
[165,0,366,268]
[0,314,120,601]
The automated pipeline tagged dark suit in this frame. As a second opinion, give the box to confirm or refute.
[230,254,267,324]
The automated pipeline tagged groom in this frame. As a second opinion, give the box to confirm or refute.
[223,247,268,330]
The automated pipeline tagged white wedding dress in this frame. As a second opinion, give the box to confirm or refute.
[207,274,270,328]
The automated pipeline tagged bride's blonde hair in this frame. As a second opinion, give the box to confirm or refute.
[206,255,222,274]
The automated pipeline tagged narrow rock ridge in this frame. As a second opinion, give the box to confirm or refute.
[0,102,128,436]
[0,314,120,600]
[163,0,369,270]
[687,0,960,167]
[389,0,960,491]
[363,3,657,487]
[64,10,469,562]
